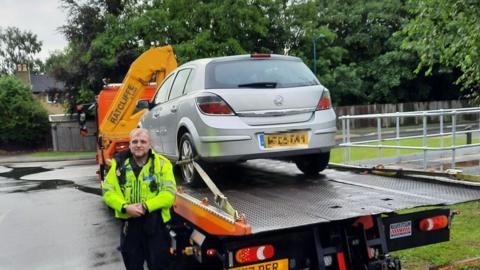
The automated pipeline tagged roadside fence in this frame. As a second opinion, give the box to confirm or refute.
[338,107,480,171]
[49,114,96,151]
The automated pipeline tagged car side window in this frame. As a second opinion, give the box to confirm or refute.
[153,75,175,105]
[183,69,195,94]
[168,69,192,100]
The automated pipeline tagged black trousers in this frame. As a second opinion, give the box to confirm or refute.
[120,212,170,270]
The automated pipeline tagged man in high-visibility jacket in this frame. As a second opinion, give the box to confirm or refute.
[102,128,176,270]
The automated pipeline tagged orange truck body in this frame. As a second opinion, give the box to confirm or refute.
[95,84,156,173]
[95,45,177,179]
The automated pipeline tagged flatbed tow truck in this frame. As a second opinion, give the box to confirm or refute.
[169,159,480,270]
[92,46,480,270]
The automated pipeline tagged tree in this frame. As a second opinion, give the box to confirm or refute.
[0,27,43,75]
[52,0,291,108]
[54,0,109,109]
[51,0,462,108]
[287,0,460,105]
[0,76,49,146]
[401,0,480,98]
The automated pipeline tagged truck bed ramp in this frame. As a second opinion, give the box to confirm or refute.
[178,159,480,235]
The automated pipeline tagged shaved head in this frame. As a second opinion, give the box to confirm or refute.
[129,128,151,160]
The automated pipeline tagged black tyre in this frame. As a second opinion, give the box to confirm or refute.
[178,133,203,187]
[294,152,330,176]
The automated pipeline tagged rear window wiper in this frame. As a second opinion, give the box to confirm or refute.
[238,82,277,88]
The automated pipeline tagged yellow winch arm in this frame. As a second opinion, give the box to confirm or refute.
[100,45,177,140]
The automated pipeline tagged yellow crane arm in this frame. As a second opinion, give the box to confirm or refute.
[100,45,177,140]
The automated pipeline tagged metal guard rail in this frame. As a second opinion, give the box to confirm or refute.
[338,107,480,171]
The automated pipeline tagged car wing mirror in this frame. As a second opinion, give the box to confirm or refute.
[136,99,150,110]
[133,99,152,114]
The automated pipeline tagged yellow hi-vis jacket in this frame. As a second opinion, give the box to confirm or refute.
[102,150,176,222]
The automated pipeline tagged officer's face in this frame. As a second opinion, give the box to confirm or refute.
[129,132,151,159]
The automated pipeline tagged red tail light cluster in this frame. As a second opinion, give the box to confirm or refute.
[316,90,332,111]
[196,95,235,115]
[235,244,275,264]
[419,215,449,231]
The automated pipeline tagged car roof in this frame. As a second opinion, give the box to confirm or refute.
[178,54,302,69]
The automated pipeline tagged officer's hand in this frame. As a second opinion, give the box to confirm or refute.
[125,204,145,217]
[135,203,146,215]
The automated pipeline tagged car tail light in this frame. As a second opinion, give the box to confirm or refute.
[250,53,271,58]
[419,215,449,231]
[316,90,331,110]
[115,142,129,152]
[196,95,235,115]
[235,244,275,264]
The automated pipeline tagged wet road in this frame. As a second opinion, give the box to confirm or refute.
[0,159,123,270]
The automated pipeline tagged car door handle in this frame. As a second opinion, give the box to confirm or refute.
[170,106,177,113]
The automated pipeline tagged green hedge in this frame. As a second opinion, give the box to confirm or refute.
[0,76,49,146]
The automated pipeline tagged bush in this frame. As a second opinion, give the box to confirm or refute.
[0,76,49,146]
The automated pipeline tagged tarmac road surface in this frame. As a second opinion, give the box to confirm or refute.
[0,159,124,270]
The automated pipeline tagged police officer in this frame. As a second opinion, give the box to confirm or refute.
[102,128,176,270]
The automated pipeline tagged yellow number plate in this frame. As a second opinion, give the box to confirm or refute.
[263,132,308,149]
[229,258,289,270]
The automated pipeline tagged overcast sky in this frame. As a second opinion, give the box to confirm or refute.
[0,0,68,61]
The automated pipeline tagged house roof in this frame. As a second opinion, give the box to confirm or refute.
[31,74,65,93]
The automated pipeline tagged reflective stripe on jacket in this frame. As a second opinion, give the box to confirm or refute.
[102,150,176,222]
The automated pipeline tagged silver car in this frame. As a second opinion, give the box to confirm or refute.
[141,54,336,185]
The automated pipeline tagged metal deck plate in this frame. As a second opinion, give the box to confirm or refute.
[181,159,480,234]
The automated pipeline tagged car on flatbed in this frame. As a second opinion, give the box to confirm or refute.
[140,53,336,185]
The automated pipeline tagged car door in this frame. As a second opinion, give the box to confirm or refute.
[161,68,193,157]
[144,74,175,154]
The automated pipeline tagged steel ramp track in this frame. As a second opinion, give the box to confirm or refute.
[179,159,480,234]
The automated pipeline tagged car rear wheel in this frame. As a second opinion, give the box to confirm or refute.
[294,152,330,176]
[179,133,203,187]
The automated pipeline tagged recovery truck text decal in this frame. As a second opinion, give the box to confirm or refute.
[108,84,137,124]
[389,221,412,239]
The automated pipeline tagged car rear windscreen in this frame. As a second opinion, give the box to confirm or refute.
[205,58,318,89]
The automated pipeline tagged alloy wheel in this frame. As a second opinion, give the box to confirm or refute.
[180,139,195,183]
